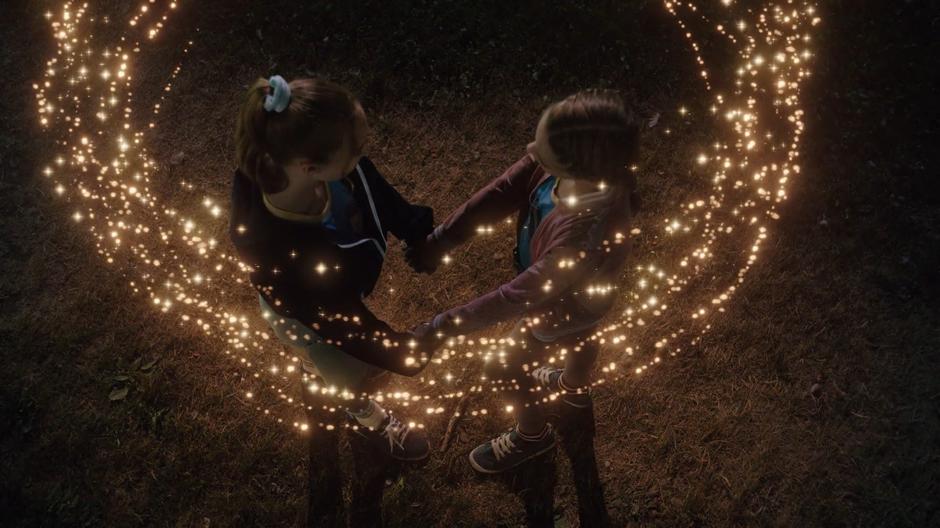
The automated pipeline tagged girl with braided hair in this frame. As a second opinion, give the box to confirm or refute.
[409,89,641,473]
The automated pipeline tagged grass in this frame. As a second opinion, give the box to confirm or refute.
[1,0,938,526]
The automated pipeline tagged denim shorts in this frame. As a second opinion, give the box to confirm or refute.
[258,294,384,392]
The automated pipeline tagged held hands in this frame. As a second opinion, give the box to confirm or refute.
[405,314,458,374]
[411,321,437,347]
[402,321,439,375]
[411,320,443,356]
[403,235,444,275]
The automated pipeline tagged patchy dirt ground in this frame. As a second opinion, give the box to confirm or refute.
[1,0,938,526]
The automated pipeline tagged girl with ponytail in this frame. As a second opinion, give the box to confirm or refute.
[230,75,434,461]
[408,89,642,473]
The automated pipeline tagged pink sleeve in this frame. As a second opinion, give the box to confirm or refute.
[432,245,590,334]
[429,154,539,251]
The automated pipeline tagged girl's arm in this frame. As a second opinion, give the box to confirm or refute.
[358,157,434,244]
[429,244,593,334]
[427,193,635,335]
[426,154,540,253]
[256,244,427,376]
[304,296,427,376]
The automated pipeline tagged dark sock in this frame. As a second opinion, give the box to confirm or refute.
[559,372,587,392]
[517,423,550,441]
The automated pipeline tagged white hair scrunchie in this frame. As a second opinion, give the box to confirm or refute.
[263,75,291,113]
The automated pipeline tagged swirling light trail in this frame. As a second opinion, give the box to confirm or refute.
[35,0,817,432]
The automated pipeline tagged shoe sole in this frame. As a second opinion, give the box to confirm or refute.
[467,439,557,475]
[350,429,431,463]
[532,370,592,408]
[392,449,431,463]
[537,386,593,409]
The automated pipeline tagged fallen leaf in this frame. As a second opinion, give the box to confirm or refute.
[141,357,160,371]
[109,386,129,401]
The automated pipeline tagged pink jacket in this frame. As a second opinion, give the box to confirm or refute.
[428,154,634,340]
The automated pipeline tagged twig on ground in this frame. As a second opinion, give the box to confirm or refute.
[439,365,481,453]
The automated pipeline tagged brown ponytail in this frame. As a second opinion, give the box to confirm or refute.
[543,89,641,213]
[234,77,359,194]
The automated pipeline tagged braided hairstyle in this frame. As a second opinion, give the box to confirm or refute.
[543,89,641,212]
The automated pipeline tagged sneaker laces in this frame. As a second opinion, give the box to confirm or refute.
[490,430,517,461]
[532,366,560,390]
[381,414,410,452]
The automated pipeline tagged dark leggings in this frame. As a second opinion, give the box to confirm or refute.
[491,322,600,435]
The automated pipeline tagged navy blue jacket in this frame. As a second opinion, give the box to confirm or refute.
[229,157,432,375]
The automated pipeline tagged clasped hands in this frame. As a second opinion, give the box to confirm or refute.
[401,235,458,372]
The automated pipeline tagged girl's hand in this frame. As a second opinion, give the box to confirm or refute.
[411,321,439,349]
[406,321,442,374]
[403,236,443,274]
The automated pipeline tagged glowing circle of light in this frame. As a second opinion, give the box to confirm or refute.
[36,0,819,433]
